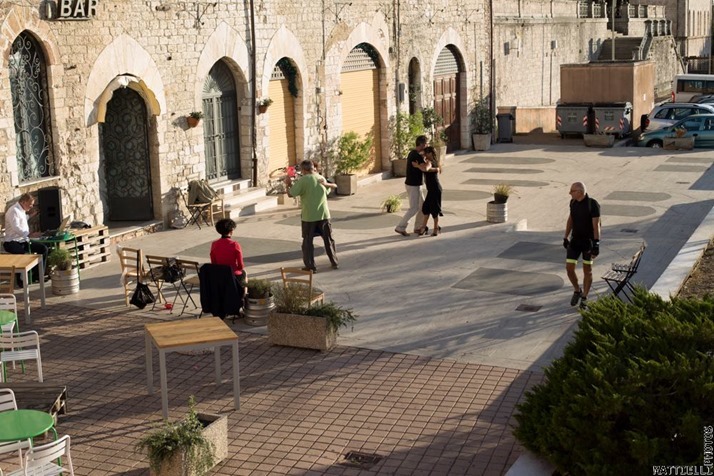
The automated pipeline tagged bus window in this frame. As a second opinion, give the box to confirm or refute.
[673,74,714,102]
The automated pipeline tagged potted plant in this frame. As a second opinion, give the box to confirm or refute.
[257,98,273,114]
[334,131,373,196]
[243,278,275,326]
[381,195,402,213]
[471,97,493,151]
[135,396,227,476]
[432,130,448,163]
[47,247,79,295]
[487,183,515,224]
[268,282,356,351]
[186,111,203,128]
[389,111,425,177]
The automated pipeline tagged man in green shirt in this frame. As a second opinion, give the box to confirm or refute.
[286,160,339,272]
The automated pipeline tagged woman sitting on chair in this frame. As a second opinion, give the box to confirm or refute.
[210,218,246,287]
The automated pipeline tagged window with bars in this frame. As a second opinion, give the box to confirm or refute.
[9,32,54,182]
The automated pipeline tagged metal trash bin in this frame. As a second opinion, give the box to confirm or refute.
[592,102,633,138]
[496,113,515,143]
[556,103,591,138]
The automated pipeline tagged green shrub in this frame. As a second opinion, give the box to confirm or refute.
[335,131,373,175]
[47,248,72,271]
[514,289,714,475]
[303,302,357,333]
[388,111,425,160]
[247,278,272,299]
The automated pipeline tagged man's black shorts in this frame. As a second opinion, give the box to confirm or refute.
[566,238,594,265]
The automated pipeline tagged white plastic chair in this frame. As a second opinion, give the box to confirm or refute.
[0,294,19,334]
[0,389,31,469]
[5,435,74,476]
[0,331,42,383]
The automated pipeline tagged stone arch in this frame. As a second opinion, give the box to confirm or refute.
[196,21,251,107]
[0,7,61,67]
[84,34,166,126]
[428,28,468,84]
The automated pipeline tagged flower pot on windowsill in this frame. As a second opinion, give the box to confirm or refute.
[258,105,269,114]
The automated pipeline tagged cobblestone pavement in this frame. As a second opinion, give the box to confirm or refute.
[0,301,542,475]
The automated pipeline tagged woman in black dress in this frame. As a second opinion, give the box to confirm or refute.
[415,146,442,236]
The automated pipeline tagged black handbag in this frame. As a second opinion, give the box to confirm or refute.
[130,253,155,309]
[161,258,185,283]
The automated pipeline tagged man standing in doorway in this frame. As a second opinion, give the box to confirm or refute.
[563,181,601,310]
[287,160,339,273]
[394,135,428,236]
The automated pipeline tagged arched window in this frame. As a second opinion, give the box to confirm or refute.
[9,32,54,182]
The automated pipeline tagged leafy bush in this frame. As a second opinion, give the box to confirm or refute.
[335,131,373,175]
[247,278,272,299]
[272,283,357,333]
[303,302,357,333]
[47,248,72,271]
[514,289,714,475]
[389,111,425,160]
[471,97,493,134]
[135,396,215,475]
[381,195,402,213]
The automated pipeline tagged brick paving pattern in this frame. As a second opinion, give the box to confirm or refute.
[0,301,542,475]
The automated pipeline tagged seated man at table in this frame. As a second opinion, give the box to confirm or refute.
[3,193,49,285]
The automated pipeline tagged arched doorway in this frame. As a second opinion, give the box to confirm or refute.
[433,46,461,151]
[202,61,241,181]
[99,88,153,221]
[408,58,422,115]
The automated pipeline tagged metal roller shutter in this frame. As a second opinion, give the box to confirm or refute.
[268,78,296,174]
[340,69,381,173]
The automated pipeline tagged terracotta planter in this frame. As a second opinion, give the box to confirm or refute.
[268,312,336,351]
[583,134,614,148]
[335,174,357,196]
[258,105,269,114]
[149,412,228,476]
[186,116,200,128]
[663,137,694,150]
[472,133,491,151]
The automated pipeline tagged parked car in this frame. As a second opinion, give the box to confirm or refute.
[637,114,714,148]
[691,94,714,104]
[641,103,714,131]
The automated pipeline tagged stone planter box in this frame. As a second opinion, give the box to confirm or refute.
[472,133,491,151]
[150,412,228,476]
[583,134,614,147]
[663,137,694,150]
[392,159,407,177]
[268,312,336,351]
[335,174,357,196]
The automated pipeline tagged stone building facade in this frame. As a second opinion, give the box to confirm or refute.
[0,0,494,227]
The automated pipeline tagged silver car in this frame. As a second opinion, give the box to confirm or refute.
[642,103,714,131]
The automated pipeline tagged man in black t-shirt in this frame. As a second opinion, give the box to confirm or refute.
[563,181,601,309]
[395,135,428,236]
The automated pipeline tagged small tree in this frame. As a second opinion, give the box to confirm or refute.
[421,107,445,143]
[389,111,425,160]
[335,131,373,175]
[471,97,493,135]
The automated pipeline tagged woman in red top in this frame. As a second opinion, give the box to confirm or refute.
[210,218,245,283]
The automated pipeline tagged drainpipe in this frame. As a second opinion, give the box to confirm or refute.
[249,0,258,187]
[489,0,495,135]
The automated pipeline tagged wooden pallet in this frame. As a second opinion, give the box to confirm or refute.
[0,382,68,422]
[60,225,111,270]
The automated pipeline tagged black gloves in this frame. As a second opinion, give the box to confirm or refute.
[591,239,600,257]
[563,238,570,249]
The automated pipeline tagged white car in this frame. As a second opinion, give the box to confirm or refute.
[642,103,714,131]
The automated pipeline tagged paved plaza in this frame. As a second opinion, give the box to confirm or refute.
[2,141,713,474]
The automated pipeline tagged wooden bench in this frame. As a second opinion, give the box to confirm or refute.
[0,382,67,423]
[601,241,647,302]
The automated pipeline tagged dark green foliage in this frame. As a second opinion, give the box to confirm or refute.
[47,248,72,271]
[247,278,272,299]
[335,131,373,175]
[304,302,357,333]
[135,396,215,475]
[514,289,714,475]
[389,111,425,160]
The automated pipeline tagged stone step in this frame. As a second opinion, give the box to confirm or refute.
[222,186,279,218]
[598,37,643,61]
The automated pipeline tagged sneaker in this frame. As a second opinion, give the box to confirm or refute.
[394,228,409,237]
[570,289,582,306]
[579,296,588,310]
[301,267,317,274]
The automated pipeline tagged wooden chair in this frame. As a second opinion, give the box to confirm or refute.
[182,182,225,229]
[175,259,201,316]
[0,388,31,469]
[280,267,324,308]
[116,246,161,307]
[145,255,176,309]
[5,434,74,476]
[0,266,15,294]
[0,330,42,383]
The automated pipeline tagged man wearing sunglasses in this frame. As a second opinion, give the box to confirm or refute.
[563,182,601,310]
